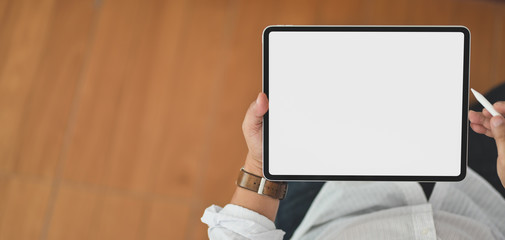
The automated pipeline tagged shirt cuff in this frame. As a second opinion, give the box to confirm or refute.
[201,204,285,240]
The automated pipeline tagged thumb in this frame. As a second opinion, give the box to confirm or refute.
[242,93,269,135]
[491,116,505,155]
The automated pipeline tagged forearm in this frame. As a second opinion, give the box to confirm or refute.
[230,154,279,221]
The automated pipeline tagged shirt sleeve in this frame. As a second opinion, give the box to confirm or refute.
[201,204,285,240]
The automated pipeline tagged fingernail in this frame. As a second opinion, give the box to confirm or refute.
[493,117,504,127]
[256,93,261,104]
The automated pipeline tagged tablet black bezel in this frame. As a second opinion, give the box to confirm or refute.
[263,26,470,181]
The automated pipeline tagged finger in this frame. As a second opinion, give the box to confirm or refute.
[254,92,269,117]
[470,123,494,137]
[493,101,505,116]
[470,122,486,134]
[242,93,269,135]
[482,109,495,129]
[469,110,491,129]
[478,109,492,129]
[469,110,484,124]
[490,116,505,156]
[483,108,492,118]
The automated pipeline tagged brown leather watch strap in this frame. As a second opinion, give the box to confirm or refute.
[236,168,288,200]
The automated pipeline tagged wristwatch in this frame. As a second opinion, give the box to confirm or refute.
[236,168,288,200]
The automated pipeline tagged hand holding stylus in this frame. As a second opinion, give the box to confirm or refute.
[469,88,505,188]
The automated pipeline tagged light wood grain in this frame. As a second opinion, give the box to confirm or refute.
[0,176,52,239]
[199,0,280,206]
[102,0,189,195]
[152,0,234,199]
[46,184,101,240]
[47,183,193,240]
[406,0,457,25]
[46,183,145,240]
[493,5,505,86]
[62,0,163,193]
[317,0,368,25]
[14,0,96,178]
[2,0,505,239]
[0,0,56,173]
[366,0,410,24]
[143,199,192,240]
[91,192,145,239]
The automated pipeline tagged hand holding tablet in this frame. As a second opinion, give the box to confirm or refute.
[242,92,269,177]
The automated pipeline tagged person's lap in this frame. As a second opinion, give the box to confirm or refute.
[276,82,505,239]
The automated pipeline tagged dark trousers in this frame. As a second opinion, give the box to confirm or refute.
[275,83,505,240]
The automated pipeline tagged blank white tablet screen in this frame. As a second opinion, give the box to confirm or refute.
[268,31,465,176]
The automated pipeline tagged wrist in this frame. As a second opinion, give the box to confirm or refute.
[244,153,263,177]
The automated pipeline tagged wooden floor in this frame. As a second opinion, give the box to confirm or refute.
[1,0,505,239]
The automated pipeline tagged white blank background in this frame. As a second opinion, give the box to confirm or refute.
[268,31,465,176]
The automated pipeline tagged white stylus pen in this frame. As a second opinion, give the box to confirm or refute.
[471,88,503,117]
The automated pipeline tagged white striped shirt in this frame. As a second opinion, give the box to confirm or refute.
[202,168,505,239]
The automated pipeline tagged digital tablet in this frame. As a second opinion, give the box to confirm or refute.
[263,26,470,181]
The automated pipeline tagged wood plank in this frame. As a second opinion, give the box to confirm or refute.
[100,0,183,194]
[365,0,409,24]
[0,176,52,239]
[143,199,192,240]
[0,0,56,173]
[275,0,320,25]
[91,192,145,239]
[62,0,188,193]
[152,0,234,199]
[93,0,192,194]
[199,0,281,206]
[492,4,505,86]
[317,0,368,24]
[46,184,145,240]
[406,0,457,24]
[45,184,100,240]
[0,0,11,30]
[13,0,96,178]
[61,0,145,189]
